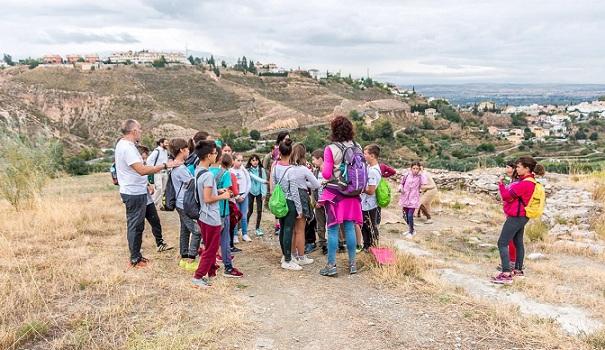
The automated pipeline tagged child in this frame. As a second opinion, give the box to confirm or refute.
[137,145,173,253]
[246,154,268,236]
[361,144,382,250]
[219,154,242,251]
[209,146,244,278]
[168,138,202,271]
[399,161,429,238]
[498,160,520,271]
[191,140,233,288]
[311,149,327,254]
[231,153,252,242]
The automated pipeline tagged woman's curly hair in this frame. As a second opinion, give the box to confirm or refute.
[330,115,355,142]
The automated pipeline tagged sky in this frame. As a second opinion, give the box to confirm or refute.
[1,0,604,84]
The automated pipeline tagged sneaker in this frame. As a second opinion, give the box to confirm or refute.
[275,226,280,235]
[321,246,328,255]
[338,244,346,253]
[223,267,244,278]
[491,272,513,285]
[281,260,302,271]
[424,219,433,224]
[157,243,174,252]
[242,234,252,242]
[296,255,314,266]
[131,258,149,269]
[349,263,358,275]
[404,232,415,239]
[255,228,265,237]
[355,245,363,253]
[304,243,316,254]
[233,236,240,244]
[191,277,211,288]
[231,247,242,253]
[512,269,525,279]
[319,264,337,277]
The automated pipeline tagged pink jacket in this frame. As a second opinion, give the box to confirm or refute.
[398,172,427,209]
[499,174,536,217]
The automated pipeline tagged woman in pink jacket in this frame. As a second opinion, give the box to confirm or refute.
[399,161,429,238]
[492,156,545,285]
[318,116,363,277]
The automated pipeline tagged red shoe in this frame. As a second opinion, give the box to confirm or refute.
[130,257,149,269]
[512,269,525,279]
[491,272,513,285]
[223,267,244,278]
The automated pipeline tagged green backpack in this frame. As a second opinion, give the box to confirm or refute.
[376,178,391,208]
[269,167,292,218]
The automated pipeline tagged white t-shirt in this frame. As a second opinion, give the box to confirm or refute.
[147,146,168,166]
[361,164,381,211]
[115,139,148,195]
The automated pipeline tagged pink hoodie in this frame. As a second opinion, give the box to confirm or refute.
[398,172,427,209]
[498,174,536,217]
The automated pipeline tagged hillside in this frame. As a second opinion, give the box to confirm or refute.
[0,66,400,149]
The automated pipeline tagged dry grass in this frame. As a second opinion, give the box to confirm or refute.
[357,247,427,287]
[0,173,250,349]
[525,220,550,242]
[593,183,605,202]
[585,329,605,349]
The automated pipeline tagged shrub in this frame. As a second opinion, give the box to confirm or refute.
[249,129,261,140]
[231,139,254,152]
[0,135,61,210]
[476,143,496,152]
[525,220,549,242]
[65,157,90,176]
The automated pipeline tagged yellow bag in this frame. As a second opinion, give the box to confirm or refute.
[522,177,545,219]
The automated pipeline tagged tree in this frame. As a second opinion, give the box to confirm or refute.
[152,55,167,68]
[511,113,528,126]
[590,132,599,141]
[194,57,202,65]
[19,57,40,69]
[349,110,363,122]
[213,66,220,77]
[221,60,227,68]
[249,129,261,140]
[575,130,587,140]
[248,60,257,74]
[476,143,496,152]
[3,54,15,66]
[77,57,85,62]
[188,55,195,65]
[373,120,394,140]
[599,96,605,102]
[241,56,247,71]
[208,55,215,67]
[421,118,434,130]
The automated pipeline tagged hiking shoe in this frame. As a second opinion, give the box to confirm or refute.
[320,264,337,277]
[131,258,149,269]
[513,269,525,279]
[223,267,244,278]
[231,247,242,253]
[281,260,302,271]
[255,228,265,237]
[491,272,513,285]
[242,234,252,242]
[349,263,358,275]
[157,243,174,252]
[304,243,316,254]
[191,277,211,288]
[295,255,314,266]
[424,219,433,224]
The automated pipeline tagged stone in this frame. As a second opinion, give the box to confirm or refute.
[526,253,548,261]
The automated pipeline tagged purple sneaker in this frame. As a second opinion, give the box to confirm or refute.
[491,272,513,285]
[512,269,525,279]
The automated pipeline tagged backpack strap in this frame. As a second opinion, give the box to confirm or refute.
[150,148,161,166]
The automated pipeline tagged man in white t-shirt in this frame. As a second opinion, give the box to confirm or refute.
[115,120,181,268]
[146,138,169,208]
[360,144,382,251]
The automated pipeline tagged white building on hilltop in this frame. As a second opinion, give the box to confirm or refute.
[109,50,190,65]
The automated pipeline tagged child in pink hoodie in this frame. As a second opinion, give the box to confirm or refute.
[399,161,428,238]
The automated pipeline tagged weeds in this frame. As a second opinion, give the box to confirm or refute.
[592,183,605,202]
[359,248,426,286]
[526,220,549,242]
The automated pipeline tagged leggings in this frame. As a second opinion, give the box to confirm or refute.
[497,216,529,272]
[402,207,415,233]
[278,200,297,262]
[247,193,263,230]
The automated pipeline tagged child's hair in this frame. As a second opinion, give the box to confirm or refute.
[410,160,422,168]
[221,153,233,168]
[516,156,545,176]
[168,138,188,158]
[188,131,209,152]
[246,154,263,169]
[136,145,150,156]
[194,140,216,160]
[275,131,290,145]
[278,138,293,157]
[232,152,243,161]
[290,143,307,166]
[311,148,324,160]
[364,144,380,158]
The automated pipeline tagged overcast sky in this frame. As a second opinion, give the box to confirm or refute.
[1,0,604,84]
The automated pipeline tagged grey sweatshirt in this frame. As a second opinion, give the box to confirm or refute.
[272,164,321,215]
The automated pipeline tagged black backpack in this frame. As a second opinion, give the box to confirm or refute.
[182,169,208,220]
[163,170,180,211]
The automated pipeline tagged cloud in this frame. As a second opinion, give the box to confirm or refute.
[38,31,140,44]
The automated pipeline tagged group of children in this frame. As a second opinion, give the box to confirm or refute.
[136,117,440,287]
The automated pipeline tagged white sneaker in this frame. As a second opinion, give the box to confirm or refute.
[242,234,252,242]
[233,236,239,244]
[405,232,415,239]
[295,255,314,265]
[424,219,433,224]
[281,260,302,271]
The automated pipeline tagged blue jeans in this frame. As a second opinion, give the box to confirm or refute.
[327,221,356,265]
[403,207,415,233]
[220,216,232,269]
[233,197,249,237]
